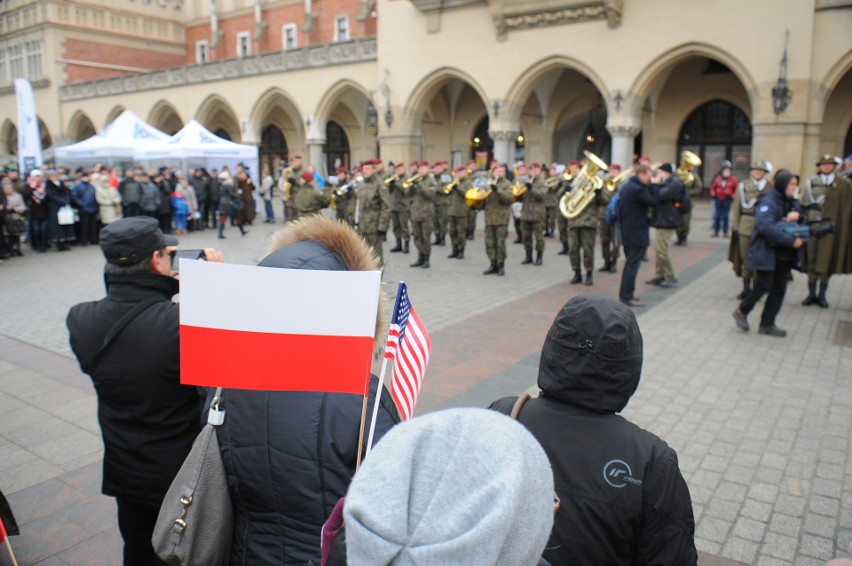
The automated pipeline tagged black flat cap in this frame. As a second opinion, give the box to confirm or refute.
[100,217,178,265]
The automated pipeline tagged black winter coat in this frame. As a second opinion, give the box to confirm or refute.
[651,176,684,228]
[66,273,204,505]
[491,296,697,566]
[189,176,209,202]
[746,184,799,272]
[618,176,657,248]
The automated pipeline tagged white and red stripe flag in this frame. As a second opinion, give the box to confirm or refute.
[179,260,381,394]
[385,283,431,420]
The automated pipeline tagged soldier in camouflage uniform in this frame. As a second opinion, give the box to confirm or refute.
[357,159,392,267]
[483,163,514,276]
[557,161,580,255]
[407,161,437,269]
[333,167,356,226]
[675,167,702,246]
[388,162,411,254]
[291,171,331,220]
[544,162,560,237]
[432,161,450,246]
[730,161,772,299]
[598,163,621,273]
[568,162,602,286]
[446,165,471,259]
[519,162,547,266]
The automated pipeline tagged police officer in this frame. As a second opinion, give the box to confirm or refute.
[598,163,622,273]
[357,159,391,267]
[520,162,547,266]
[432,161,451,246]
[800,154,852,308]
[446,165,470,259]
[408,161,437,268]
[730,160,772,299]
[388,162,411,254]
[483,163,513,276]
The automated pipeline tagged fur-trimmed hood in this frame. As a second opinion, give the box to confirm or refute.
[259,215,387,354]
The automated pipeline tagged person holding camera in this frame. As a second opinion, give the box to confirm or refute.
[733,170,805,337]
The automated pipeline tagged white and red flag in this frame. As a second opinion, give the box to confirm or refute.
[179,260,381,394]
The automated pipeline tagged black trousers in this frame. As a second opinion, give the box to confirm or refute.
[619,246,645,301]
[739,259,792,327]
[79,212,99,244]
[116,497,168,566]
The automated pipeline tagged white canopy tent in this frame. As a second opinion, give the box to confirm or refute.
[136,120,259,183]
[54,110,171,167]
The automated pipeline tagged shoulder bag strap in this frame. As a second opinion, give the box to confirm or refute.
[510,393,532,419]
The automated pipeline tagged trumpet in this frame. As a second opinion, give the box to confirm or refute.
[604,168,632,192]
[545,176,563,189]
[444,179,460,194]
[383,173,400,186]
[335,179,357,196]
[402,173,424,189]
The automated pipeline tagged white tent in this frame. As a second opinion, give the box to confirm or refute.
[136,120,259,183]
[54,110,171,167]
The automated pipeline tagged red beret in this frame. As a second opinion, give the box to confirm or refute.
[300,171,314,183]
[410,161,419,167]
[419,161,430,167]
[433,160,448,167]
[363,159,382,166]
[610,164,622,171]
[568,160,579,166]
[454,165,467,173]
[337,167,347,173]
[354,167,362,173]
[639,155,651,162]
[292,155,302,160]
[530,162,541,169]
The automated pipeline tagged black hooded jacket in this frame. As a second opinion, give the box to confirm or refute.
[491,295,697,566]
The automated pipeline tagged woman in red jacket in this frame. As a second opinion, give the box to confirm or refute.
[709,160,739,237]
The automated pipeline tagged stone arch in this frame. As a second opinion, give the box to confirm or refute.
[819,61,852,156]
[249,87,303,134]
[314,79,372,129]
[1,119,17,156]
[196,94,241,142]
[629,43,758,117]
[250,87,304,170]
[104,105,126,127]
[403,67,491,130]
[67,110,97,142]
[38,118,52,150]
[314,79,376,169]
[148,100,184,135]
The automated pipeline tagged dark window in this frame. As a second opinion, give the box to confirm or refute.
[471,116,494,163]
[261,125,288,173]
[213,128,232,141]
[324,121,349,175]
[678,100,752,188]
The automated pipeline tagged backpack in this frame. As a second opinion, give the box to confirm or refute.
[605,190,621,226]
[141,183,161,212]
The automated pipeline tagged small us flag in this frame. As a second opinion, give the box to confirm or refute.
[385,282,431,421]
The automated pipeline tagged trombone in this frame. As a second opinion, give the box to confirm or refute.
[402,173,424,189]
[444,179,460,194]
[383,173,400,186]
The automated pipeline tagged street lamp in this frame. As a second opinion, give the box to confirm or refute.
[772,30,792,115]
[366,103,377,130]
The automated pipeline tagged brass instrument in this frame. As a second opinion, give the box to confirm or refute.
[559,151,609,220]
[563,170,574,182]
[604,168,633,192]
[383,173,400,186]
[511,181,529,203]
[401,173,424,189]
[676,150,702,186]
[335,179,357,196]
[281,166,293,200]
[444,179,460,194]
[545,176,563,189]
[465,177,495,209]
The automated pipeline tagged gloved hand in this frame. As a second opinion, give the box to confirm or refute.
[377,231,387,242]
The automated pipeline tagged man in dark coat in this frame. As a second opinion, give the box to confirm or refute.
[211,215,399,566]
[490,294,697,566]
[647,163,684,287]
[618,165,657,307]
[67,217,222,566]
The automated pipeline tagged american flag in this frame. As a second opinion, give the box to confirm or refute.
[385,282,431,421]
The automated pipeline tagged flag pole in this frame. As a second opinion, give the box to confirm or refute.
[364,357,390,458]
[355,375,370,471]
[0,518,17,566]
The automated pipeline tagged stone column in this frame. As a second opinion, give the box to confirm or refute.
[306,138,326,175]
[490,130,519,165]
[606,124,640,170]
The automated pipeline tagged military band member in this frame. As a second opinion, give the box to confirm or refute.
[558,160,580,255]
[598,163,621,273]
[408,161,437,269]
[511,162,528,245]
[291,171,331,220]
[357,159,392,267]
[544,162,560,237]
[568,162,601,286]
[520,162,547,266]
[388,162,411,254]
[333,167,356,226]
[800,154,852,308]
[432,161,451,246]
[675,162,701,246]
[483,163,514,276]
[465,161,479,240]
[730,160,772,299]
[446,165,471,259]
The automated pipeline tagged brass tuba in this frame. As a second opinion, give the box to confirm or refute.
[281,166,293,200]
[676,151,702,187]
[465,177,494,209]
[559,151,609,220]
[511,180,529,203]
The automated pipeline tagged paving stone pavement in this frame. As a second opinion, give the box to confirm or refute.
[0,202,851,565]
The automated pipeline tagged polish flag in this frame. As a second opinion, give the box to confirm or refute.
[179,260,381,395]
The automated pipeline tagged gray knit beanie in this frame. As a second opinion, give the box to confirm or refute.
[344,408,554,565]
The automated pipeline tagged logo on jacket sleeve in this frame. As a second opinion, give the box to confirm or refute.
[603,459,643,488]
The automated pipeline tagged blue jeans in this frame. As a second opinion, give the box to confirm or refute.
[712,198,732,235]
[263,198,275,221]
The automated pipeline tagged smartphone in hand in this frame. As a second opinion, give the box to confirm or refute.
[171,249,207,271]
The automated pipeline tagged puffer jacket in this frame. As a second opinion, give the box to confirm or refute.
[212,216,400,566]
[491,295,697,566]
[746,171,799,272]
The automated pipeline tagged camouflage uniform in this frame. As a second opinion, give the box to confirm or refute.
[553,180,570,253]
[388,176,411,250]
[520,174,547,262]
[333,182,356,226]
[568,188,600,275]
[484,177,513,266]
[544,180,560,237]
[447,178,470,257]
[467,207,478,240]
[291,184,331,220]
[675,175,701,244]
[357,174,392,266]
[433,174,451,245]
[408,174,437,262]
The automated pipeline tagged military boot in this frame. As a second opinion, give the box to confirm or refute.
[466,229,474,241]
[497,261,505,276]
[585,271,593,286]
[738,278,752,300]
[801,281,817,306]
[521,251,533,265]
[570,270,582,284]
[598,260,611,272]
[608,262,617,273]
[558,244,569,255]
[410,255,424,268]
[439,235,446,246]
[448,245,459,259]
[483,261,498,275]
[818,281,829,309]
[534,251,543,266]
[403,240,410,254]
[456,247,464,259]
[390,239,403,253]
[422,255,430,269]
[433,235,441,245]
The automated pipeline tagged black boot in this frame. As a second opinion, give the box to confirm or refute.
[570,270,582,284]
[483,260,498,275]
[598,260,611,273]
[802,281,817,306]
[513,220,523,244]
[522,251,533,265]
[422,255,430,269]
[535,251,543,266]
[818,281,829,309]
[433,235,441,245]
[390,239,403,253]
[448,245,459,259]
[218,223,225,239]
[497,261,505,276]
[585,271,593,286]
[439,235,446,246]
[466,229,474,241]
[609,261,617,273]
[557,244,568,256]
[240,225,248,236]
[403,240,410,254]
[410,254,424,268]
[737,278,752,300]
[456,247,464,259]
